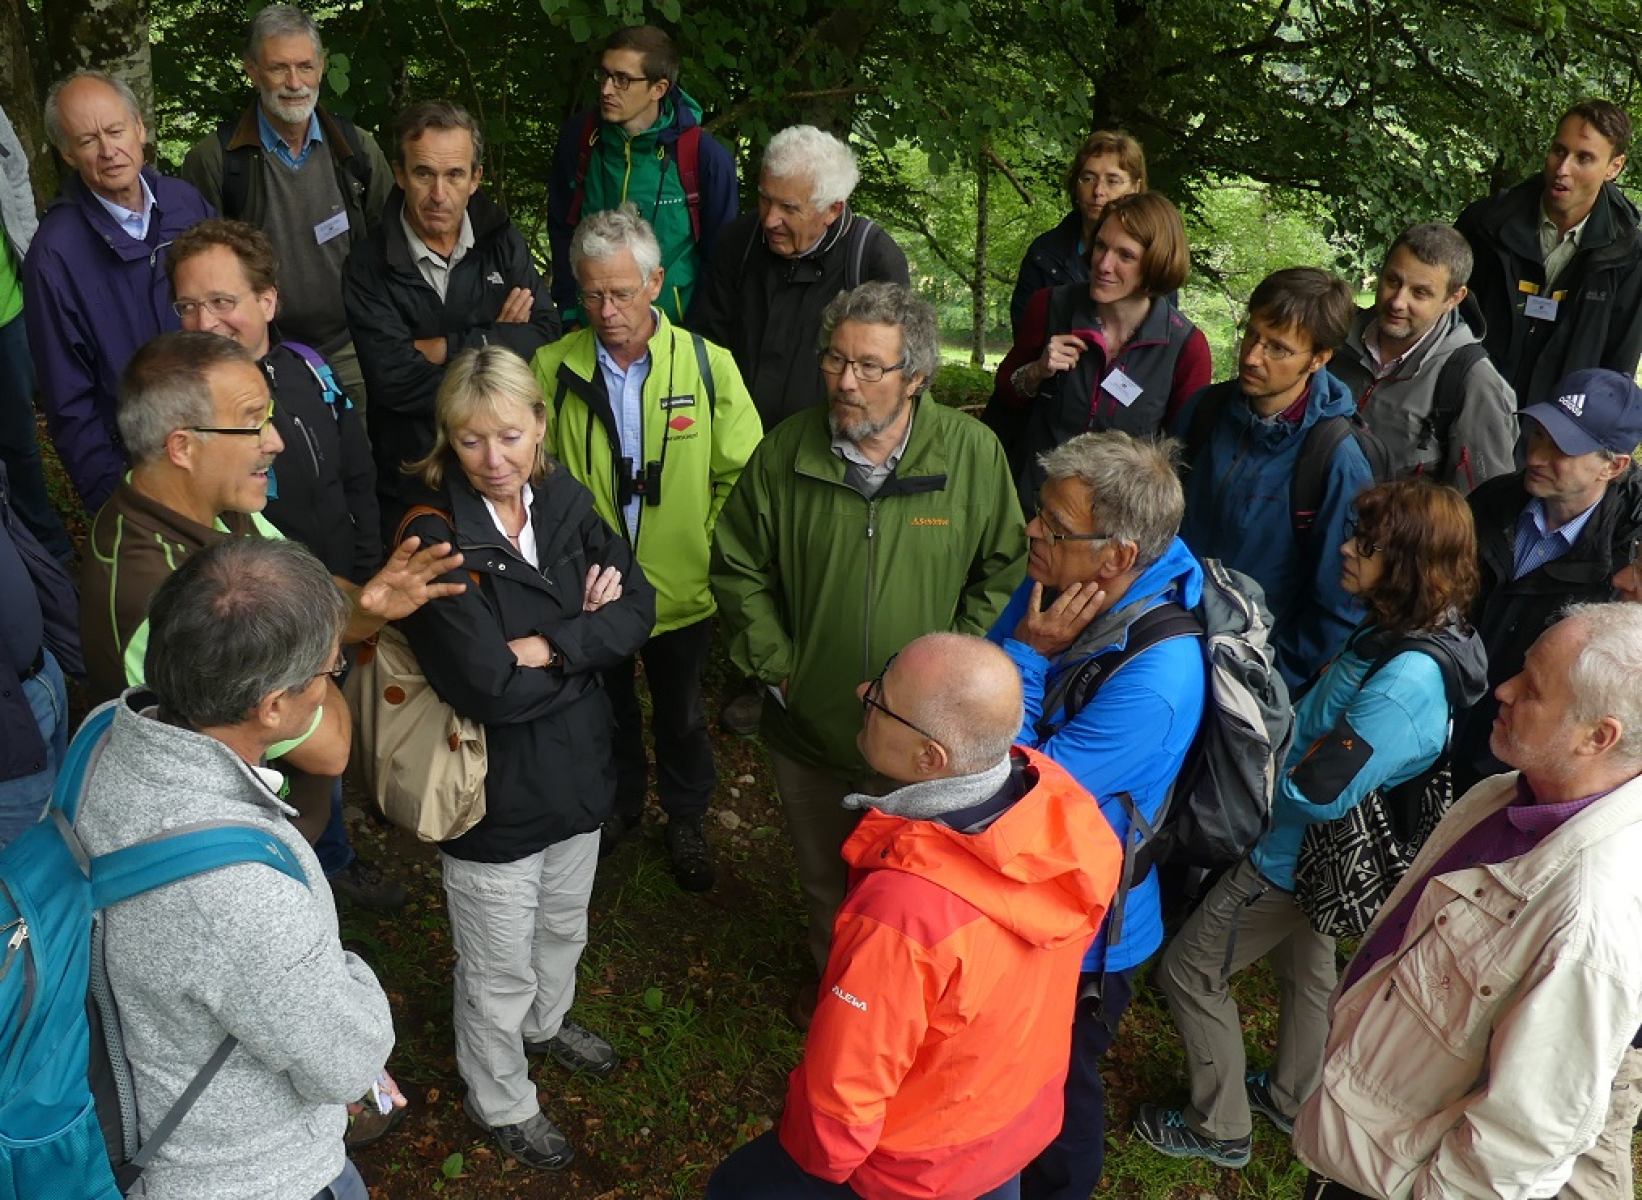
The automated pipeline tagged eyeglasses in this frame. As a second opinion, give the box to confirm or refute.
[592,67,655,91]
[308,658,347,686]
[172,293,245,319]
[1237,323,1302,362]
[1032,502,1115,548]
[819,351,907,383]
[1344,517,1383,558]
[861,652,942,744]
[187,398,276,439]
[578,287,644,311]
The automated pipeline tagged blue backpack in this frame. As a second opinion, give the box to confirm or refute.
[0,704,307,1198]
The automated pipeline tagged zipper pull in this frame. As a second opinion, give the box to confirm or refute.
[0,919,29,981]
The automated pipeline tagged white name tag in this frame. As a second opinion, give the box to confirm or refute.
[1525,294,1559,321]
[1102,368,1144,407]
[313,210,350,245]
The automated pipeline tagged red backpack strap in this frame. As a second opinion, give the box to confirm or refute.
[394,505,454,547]
[566,112,600,228]
[673,126,703,243]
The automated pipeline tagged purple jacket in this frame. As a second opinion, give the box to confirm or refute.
[21,168,213,510]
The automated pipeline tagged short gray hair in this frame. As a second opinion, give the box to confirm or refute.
[570,202,661,282]
[763,125,860,210]
[817,282,940,389]
[246,4,324,61]
[1562,602,1642,765]
[44,70,143,153]
[118,332,259,465]
[903,634,1022,775]
[1038,431,1185,568]
[145,539,347,729]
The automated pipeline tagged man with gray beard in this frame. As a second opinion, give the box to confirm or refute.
[711,283,1025,1020]
[183,4,391,407]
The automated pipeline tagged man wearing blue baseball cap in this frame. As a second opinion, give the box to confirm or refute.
[1452,367,1642,790]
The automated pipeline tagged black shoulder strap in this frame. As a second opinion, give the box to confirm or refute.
[1360,635,1464,711]
[1425,343,1488,451]
[691,332,717,416]
[335,117,370,186]
[1034,603,1202,742]
[1291,415,1354,538]
[217,118,251,220]
[1182,384,1227,468]
[846,216,875,290]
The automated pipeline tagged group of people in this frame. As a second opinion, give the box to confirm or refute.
[4,5,1642,1199]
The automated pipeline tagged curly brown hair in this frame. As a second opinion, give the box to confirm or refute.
[1351,478,1479,635]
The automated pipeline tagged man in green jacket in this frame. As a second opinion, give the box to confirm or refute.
[535,204,762,892]
[710,282,1026,1010]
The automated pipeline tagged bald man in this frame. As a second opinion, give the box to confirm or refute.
[708,634,1122,1200]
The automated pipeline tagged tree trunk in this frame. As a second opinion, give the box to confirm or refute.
[43,0,155,129]
[971,141,989,367]
[0,0,54,206]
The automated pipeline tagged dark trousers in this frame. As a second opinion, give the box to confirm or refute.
[604,617,716,823]
[1302,1172,1377,1200]
[1022,968,1136,1200]
[708,1130,1021,1200]
[0,313,74,563]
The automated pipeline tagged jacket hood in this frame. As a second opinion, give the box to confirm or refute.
[1355,616,1490,710]
[840,747,1119,951]
[1226,367,1356,446]
[1483,176,1642,260]
[1345,303,1486,377]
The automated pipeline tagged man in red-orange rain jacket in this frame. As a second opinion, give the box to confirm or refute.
[707,632,1122,1200]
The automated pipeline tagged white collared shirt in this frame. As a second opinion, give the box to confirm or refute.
[91,174,156,241]
[481,483,538,568]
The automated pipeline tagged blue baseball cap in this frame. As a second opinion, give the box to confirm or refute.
[1519,368,1642,457]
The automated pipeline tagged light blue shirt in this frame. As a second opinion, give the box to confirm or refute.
[91,174,155,241]
[1512,495,1599,580]
[595,328,654,538]
[257,106,323,170]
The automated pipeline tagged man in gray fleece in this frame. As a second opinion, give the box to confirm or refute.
[75,538,397,1199]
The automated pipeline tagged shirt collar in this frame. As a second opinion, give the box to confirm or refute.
[831,407,915,470]
[1508,774,1612,832]
[1538,203,1594,255]
[90,173,155,240]
[1365,313,1443,374]
[1522,494,1600,544]
[593,312,660,375]
[399,208,474,267]
[256,105,323,157]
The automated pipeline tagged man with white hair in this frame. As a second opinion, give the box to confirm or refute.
[696,124,909,431]
[22,69,213,511]
[183,4,392,406]
[705,633,1120,1199]
[531,204,762,891]
[1294,601,1642,1200]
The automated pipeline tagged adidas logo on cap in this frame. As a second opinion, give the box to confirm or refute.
[1558,392,1586,418]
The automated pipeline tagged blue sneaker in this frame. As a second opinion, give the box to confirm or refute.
[1133,1103,1251,1168]
[1246,1069,1295,1135]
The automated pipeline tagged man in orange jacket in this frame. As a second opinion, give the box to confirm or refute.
[707,632,1122,1200]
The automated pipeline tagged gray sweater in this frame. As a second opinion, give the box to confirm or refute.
[76,697,395,1199]
[0,106,36,257]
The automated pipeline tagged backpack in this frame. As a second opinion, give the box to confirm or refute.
[565,113,704,243]
[282,341,352,418]
[1183,385,1391,540]
[0,704,308,1198]
[216,114,374,223]
[734,210,881,291]
[1414,342,1489,464]
[1035,560,1295,934]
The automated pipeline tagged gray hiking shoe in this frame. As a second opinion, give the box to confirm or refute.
[525,1019,619,1078]
[1133,1103,1251,1168]
[463,1096,573,1171]
[1246,1069,1295,1135]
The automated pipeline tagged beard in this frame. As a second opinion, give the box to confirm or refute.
[260,82,318,126]
[827,395,908,444]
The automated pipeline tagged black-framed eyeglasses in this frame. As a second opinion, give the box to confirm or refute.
[861,653,942,743]
[593,67,655,91]
[187,398,276,439]
[1344,517,1383,558]
[1032,502,1115,548]
[819,350,907,383]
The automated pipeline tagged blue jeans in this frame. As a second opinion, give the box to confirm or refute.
[310,1159,367,1200]
[1021,968,1136,1200]
[316,777,356,877]
[0,313,74,564]
[0,648,68,850]
[707,1130,1021,1200]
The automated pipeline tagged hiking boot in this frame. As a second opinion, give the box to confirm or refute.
[328,857,408,912]
[721,691,763,735]
[463,1096,573,1171]
[525,1020,619,1078]
[1246,1069,1294,1135]
[664,816,716,892]
[1132,1103,1251,1168]
[344,1099,405,1149]
[598,807,642,859]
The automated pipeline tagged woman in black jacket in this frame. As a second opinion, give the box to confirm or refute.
[399,347,654,1173]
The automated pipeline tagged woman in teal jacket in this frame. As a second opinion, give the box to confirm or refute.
[1136,479,1489,1166]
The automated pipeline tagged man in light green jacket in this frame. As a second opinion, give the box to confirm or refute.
[710,281,1026,1005]
[534,204,761,892]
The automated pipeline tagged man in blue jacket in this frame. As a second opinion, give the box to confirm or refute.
[546,25,736,328]
[988,430,1207,1200]
[1175,268,1374,688]
[23,70,214,512]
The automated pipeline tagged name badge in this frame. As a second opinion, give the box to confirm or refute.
[660,395,697,411]
[1102,368,1144,407]
[1525,294,1559,321]
[313,210,350,245]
